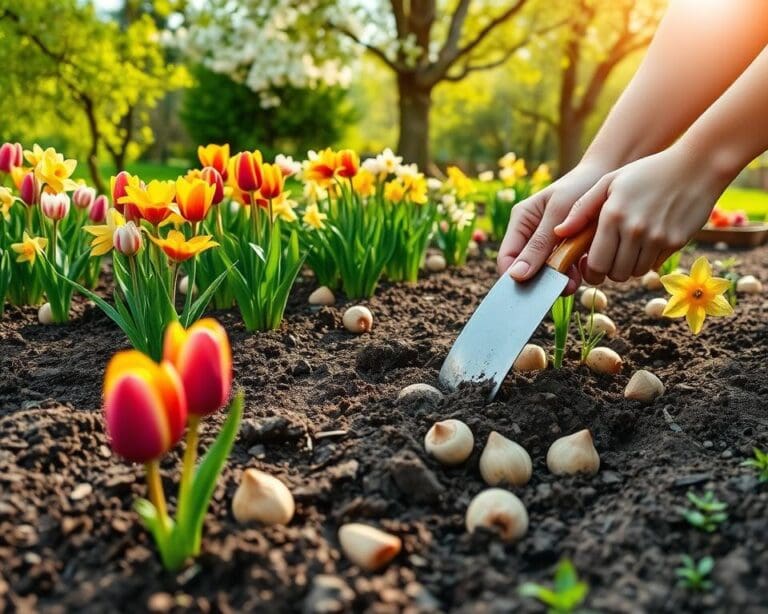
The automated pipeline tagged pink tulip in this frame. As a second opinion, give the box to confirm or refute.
[40,192,71,221]
[88,195,108,223]
[201,167,224,205]
[73,185,96,209]
[113,222,142,256]
[0,143,22,173]
[20,172,41,206]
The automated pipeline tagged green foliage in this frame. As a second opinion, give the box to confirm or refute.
[385,202,437,283]
[551,295,574,369]
[0,247,11,316]
[575,310,604,363]
[658,251,682,276]
[519,559,589,614]
[676,555,714,592]
[715,257,740,307]
[741,447,768,482]
[181,65,355,157]
[680,491,728,533]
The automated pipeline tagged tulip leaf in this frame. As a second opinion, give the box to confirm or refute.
[180,263,233,328]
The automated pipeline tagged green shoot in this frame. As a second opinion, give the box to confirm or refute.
[680,491,728,533]
[716,257,741,307]
[519,559,589,614]
[658,251,682,276]
[551,295,574,369]
[741,447,768,482]
[675,555,714,592]
[575,307,604,363]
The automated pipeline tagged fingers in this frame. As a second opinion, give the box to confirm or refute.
[563,264,581,296]
[633,243,662,277]
[553,175,611,238]
[496,193,547,275]
[609,234,642,282]
[583,211,619,285]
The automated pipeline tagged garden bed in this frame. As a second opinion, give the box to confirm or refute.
[1,244,767,613]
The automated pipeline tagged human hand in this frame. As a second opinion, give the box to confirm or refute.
[496,161,610,294]
[553,146,728,285]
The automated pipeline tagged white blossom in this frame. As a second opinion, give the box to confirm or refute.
[497,188,517,203]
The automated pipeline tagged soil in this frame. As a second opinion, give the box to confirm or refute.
[1,244,767,614]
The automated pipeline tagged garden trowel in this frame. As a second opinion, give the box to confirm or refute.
[439,223,597,399]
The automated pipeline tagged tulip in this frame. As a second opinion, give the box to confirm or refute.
[201,166,224,205]
[149,230,218,263]
[20,172,41,206]
[260,163,284,200]
[335,149,359,179]
[176,176,215,222]
[103,350,187,464]
[234,151,263,193]
[111,171,143,222]
[163,319,232,417]
[198,144,230,179]
[40,192,71,221]
[73,185,96,209]
[88,194,108,223]
[0,142,22,173]
[113,222,142,256]
[121,180,174,226]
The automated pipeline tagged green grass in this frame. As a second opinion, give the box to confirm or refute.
[716,187,768,220]
[72,160,190,186]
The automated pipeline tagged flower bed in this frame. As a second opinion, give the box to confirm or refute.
[1,242,767,611]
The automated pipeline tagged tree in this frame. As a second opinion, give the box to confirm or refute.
[181,65,356,157]
[0,0,188,191]
[180,0,564,170]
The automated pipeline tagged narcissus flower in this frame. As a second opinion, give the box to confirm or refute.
[113,222,142,256]
[150,230,218,262]
[11,232,47,265]
[531,164,551,189]
[0,142,22,173]
[498,153,528,187]
[661,256,733,335]
[175,176,215,222]
[72,185,96,209]
[271,192,298,223]
[40,192,71,221]
[121,180,175,226]
[84,209,126,256]
[446,166,474,199]
[260,163,285,200]
[20,172,41,206]
[34,147,78,193]
[335,149,359,179]
[352,169,376,198]
[23,144,46,168]
[302,203,327,230]
[384,179,406,202]
[88,194,108,223]
[198,144,230,179]
[0,186,14,220]
[111,171,143,222]
[200,167,224,204]
[234,150,264,193]
[274,154,301,177]
[304,148,337,187]
[103,350,187,463]
[163,319,232,417]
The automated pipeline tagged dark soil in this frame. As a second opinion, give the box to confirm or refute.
[1,245,767,614]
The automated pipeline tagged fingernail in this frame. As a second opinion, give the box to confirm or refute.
[508,260,530,279]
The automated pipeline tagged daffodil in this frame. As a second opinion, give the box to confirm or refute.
[23,144,46,168]
[0,186,14,220]
[33,147,78,193]
[121,180,175,226]
[302,203,327,230]
[660,256,733,334]
[271,192,298,223]
[84,209,126,256]
[384,178,406,202]
[531,163,551,190]
[11,232,47,265]
[446,166,474,199]
[149,230,218,262]
[352,168,376,198]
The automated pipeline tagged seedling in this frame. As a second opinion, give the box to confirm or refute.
[551,295,574,369]
[519,559,589,614]
[658,250,682,276]
[716,256,741,306]
[680,491,728,532]
[675,555,714,592]
[741,447,768,482]
[575,310,605,363]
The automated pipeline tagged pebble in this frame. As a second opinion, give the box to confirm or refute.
[70,483,93,501]
[388,451,444,503]
[303,575,354,614]
[721,450,733,459]
[703,440,714,448]
[397,383,443,405]
[147,592,174,613]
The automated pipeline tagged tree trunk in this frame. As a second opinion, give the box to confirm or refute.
[81,96,107,194]
[396,74,432,170]
[556,116,585,176]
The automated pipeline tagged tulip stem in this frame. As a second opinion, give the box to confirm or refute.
[51,220,59,265]
[216,207,224,237]
[145,461,169,524]
[170,262,180,306]
[179,414,200,511]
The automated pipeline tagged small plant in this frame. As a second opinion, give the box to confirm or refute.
[741,447,768,482]
[519,558,589,614]
[716,256,741,307]
[551,295,574,368]
[676,555,714,592]
[575,311,604,363]
[680,491,728,532]
[658,250,681,276]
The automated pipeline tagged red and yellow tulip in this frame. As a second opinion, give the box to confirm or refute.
[149,230,218,263]
[121,180,175,226]
[259,163,285,201]
[175,176,215,223]
[198,144,230,179]
[233,150,264,193]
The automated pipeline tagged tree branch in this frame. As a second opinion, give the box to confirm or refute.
[329,21,400,72]
[512,106,557,127]
[434,0,472,69]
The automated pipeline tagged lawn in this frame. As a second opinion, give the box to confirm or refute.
[715,186,768,220]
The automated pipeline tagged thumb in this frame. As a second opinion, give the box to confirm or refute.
[554,176,610,238]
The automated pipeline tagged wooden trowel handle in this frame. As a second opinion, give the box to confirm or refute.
[545,220,598,274]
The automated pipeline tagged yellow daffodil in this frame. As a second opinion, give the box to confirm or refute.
[402,173,428,204]
[531,163,551,189]
[23,144,45,168]
[0,186,14,220]
[446,166,474,199]
[83,208,126,256]
[384,178,406,202]
[271,192,298,223]
[11,232,47,265]
[33,147,79,193]
[302,203,327,230]
[121,180,175,226]
[352,168,376,198]
[149,230,218,262]
[660,256,733,334]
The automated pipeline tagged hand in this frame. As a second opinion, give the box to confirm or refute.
[496,161,610,294]
[553,147,727,285]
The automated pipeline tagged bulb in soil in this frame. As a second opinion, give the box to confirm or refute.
[309,286,335,306]
[624,369,664,403]
[479,431,532,487]
[736,275,762,294]
[178,275,197,296]
[465,488,528,542]
[467,240,480,259]
[397,383,443,404]
[546,429,600,476]
[585,347,622,374]
[343,305,373,333]
[513,344,547,372]
[586,313,617,338]
[37,302,54,325]
[424,419,474,465]
[641,271,663,290]
[232,469,294,526]
[644,298,668,319]
[580,288,607,312]
[425,253,447,272]
[338,523,401,571]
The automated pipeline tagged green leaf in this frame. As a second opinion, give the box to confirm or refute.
[181,263,233,327]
